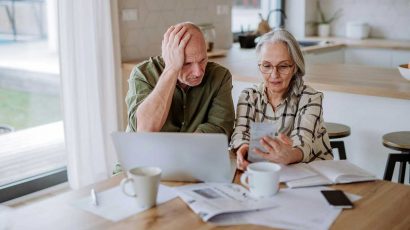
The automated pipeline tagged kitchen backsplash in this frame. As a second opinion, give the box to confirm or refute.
[118,0,232,61]
[320,0,410,40]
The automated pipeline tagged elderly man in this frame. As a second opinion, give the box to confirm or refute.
[125,22,234,136]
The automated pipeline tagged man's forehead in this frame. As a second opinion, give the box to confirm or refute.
[184,50,207,62]
[184,36,206,62]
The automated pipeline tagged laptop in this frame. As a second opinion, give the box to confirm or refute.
[111,132,236,183]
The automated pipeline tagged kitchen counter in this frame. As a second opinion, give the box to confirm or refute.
[122,38,410,101]
[209,44,410,100]
[304,36,410,50]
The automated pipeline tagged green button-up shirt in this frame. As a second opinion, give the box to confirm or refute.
[125,56,235,137]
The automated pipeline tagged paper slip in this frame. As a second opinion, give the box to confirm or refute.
[175,183,278,222]
[210,186,361,230]
[71,184,177,222]
[248,122,277,162]
[279,163,318,182]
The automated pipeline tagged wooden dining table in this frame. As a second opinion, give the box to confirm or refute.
[8,171,410,230]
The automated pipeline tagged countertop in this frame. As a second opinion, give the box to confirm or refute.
[303,36,410,50]
[122,38,410,100]
[209,44,410,100]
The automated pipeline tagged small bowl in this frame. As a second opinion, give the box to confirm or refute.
[398,64,410,80]
[238,34,257,49]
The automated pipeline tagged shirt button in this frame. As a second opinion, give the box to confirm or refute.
[183,105,186,109]
[181,122,185,126]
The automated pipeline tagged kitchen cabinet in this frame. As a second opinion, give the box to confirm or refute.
[391,50,410,67]
[345,48,392,68]
[345,48,410,68]
[304,47,410,68]
[304,49,344,65]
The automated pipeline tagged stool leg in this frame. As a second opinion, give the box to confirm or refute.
[383,154,395,181]
[398,161,406,184]
[383,153,410,184]
[330,141,347,160]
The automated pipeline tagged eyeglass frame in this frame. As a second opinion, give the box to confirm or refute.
[257,62,295,75]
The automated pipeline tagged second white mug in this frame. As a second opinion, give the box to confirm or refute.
[120,166,162,209]
[240,162,281,198]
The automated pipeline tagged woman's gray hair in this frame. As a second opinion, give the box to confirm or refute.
[256,29,305,98]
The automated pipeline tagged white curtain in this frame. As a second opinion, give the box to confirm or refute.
[58,0,121,189]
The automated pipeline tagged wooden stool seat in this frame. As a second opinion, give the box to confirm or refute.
[382,131,410,184]
[383,131,410,151]
[326,122,351,139]
[325,122,350,160]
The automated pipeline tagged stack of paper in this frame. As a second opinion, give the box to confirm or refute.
[71,185,177,222]
[174,183,277,221]
[210,186,361,230]
[175,183,361,229]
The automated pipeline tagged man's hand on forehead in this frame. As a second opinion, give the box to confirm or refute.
[161,24,191,72]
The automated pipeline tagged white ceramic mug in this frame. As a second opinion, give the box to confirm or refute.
[120,166,162,209]
[240,162,281,198]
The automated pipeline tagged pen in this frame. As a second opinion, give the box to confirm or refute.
[91,188,99,206]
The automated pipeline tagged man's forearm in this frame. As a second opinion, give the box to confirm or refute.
[136,68,179,132]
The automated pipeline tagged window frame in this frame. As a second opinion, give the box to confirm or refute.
[0,167,67,203]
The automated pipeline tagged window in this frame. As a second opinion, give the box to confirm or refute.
[0,0,66,202]
[232,0,283,33]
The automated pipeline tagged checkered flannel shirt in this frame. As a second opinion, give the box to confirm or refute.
[230,80,333,162]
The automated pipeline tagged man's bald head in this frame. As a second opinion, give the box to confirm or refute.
[174,22,206,53]
[168,22,208,88]
[175,22,203,38]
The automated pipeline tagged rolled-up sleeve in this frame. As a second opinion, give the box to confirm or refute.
[230,89,255,150]
[290,92,332,162]
[125,67,154,132]
[195,71,235,137]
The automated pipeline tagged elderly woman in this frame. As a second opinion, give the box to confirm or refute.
[230,29,333,170]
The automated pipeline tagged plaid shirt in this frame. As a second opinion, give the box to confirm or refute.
[230,80,333,162]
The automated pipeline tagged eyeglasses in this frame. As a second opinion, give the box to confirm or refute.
[258,62,294,75]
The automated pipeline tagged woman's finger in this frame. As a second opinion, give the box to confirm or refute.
[260,138,274,153]
[278,133,293,145]
[253,147,270,160]
[262,136,281,153]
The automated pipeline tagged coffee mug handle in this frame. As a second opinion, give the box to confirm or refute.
[120,178,137,197]
[240,172,250,187]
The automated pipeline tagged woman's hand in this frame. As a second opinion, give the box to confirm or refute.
[236,144,250,171]
[252,133,303,165]
[161,25,191,73]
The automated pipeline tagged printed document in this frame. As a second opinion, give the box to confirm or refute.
[174,183,277,221]
[210,186,362,230]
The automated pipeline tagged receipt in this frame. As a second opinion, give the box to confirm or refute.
[248,122,277,162]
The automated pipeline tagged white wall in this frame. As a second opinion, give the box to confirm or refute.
[118,0,232,61]
[284,0,307,38]
[322,91,410,183]
[320,0,410,40]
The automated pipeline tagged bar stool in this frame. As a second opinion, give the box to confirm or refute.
[325,122,350,160]
[382,131,410,184]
